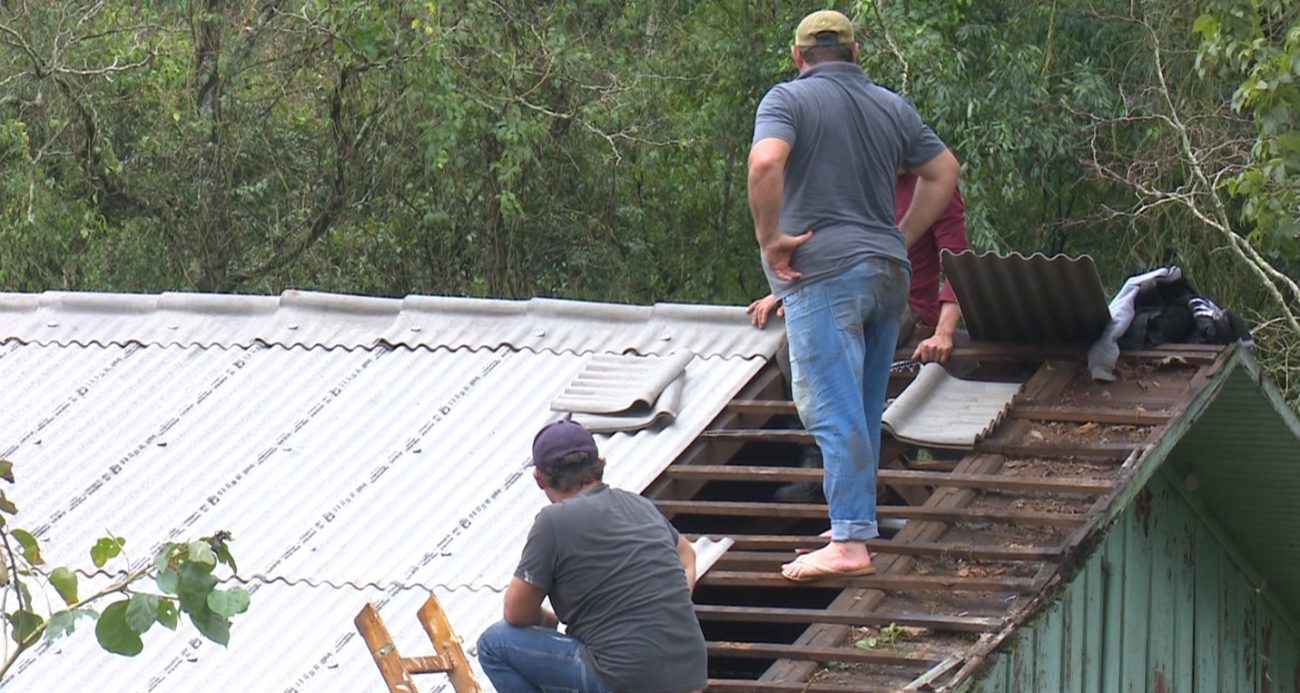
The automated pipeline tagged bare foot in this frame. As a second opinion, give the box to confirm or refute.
[781,541,874,581]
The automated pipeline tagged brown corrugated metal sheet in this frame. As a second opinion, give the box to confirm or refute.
[942,250,1110,343]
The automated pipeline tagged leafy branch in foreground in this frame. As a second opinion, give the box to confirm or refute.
[0,459,249,680]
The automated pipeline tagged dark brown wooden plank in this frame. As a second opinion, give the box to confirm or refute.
[708,679,899,693]
[708,641,942,667]
[687,534,1062,561]
[657,500,1085,527]
[667,465,1113,494]
[700,429,815,444]
[701,571,1038,592]
[912,341,1221,364]
[726,400,799,416]
[973,440,1141,460]
[1009,405,1171,426]
[694,605,1001,632]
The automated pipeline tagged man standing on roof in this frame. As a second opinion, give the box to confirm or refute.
[476,420,707,693]
[748,10,960,581]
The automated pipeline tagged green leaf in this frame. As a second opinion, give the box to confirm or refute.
[187,540,216,567]
[156,598,179,630]
[50,566,78,605]
[95,601,143,656]
[125,594,160,634]
[8,609,43,645]
[0,491,16,515]
[0,459,13,483]
[156,567,180,595]
[207,587,250,618]
[213,544,237,574]
[188,606,230,647]
[154,542,179,573]
[44,609,96,641]
[1193,14,1219,39]
[177,561,217,615]
[91,536,125,568]
[11,529,42,565]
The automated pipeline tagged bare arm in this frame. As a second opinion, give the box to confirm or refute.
[748,138,811,281]
[899,148,961,248]
[912,300,961,363]
[502,576,558,629]
[677,535,697,594]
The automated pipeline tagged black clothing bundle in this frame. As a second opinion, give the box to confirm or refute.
[1117,270,1254,350]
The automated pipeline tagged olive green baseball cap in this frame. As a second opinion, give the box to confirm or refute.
[794,10,855,47]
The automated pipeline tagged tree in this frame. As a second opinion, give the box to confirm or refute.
[0,458,248,679]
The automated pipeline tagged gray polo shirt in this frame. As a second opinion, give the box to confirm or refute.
[516,484,707,692]
[753,61,946,297]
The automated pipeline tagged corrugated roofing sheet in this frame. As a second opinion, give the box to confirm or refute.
[0,291,784,358]
[0,291,777,692]
[943,250,1110,343]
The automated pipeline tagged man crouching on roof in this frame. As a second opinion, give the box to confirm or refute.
[476,420,708,693]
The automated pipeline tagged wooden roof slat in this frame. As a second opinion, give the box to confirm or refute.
[657,499,1087,527]
[700,570,1038,593]
[1009,405,1171,426]
[666,465,1114,494]
[694,605,1002,632]
[708,641,943,667]
[687,534,1063,561]
[706,679,901,692]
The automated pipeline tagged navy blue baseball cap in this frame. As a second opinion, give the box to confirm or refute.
[531,420,599,472]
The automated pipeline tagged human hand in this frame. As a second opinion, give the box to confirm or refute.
[911,332,954,364]
[762,230,813,282]
[746,294,784,328]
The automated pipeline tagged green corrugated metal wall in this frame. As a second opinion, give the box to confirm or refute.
[974,470,1300,692]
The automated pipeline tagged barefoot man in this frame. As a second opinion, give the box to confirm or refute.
[748,10,959,580]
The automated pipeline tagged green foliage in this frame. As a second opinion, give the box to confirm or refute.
[0,0,1296,405]
[855,622,905,650]
[91,536,126,568]
[0,462,249,679]
[95,601,144,656]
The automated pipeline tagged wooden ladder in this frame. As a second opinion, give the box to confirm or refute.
[355,594,482,693]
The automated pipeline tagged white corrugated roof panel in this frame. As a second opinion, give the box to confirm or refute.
[0,291,786,357]
[0,291,778,692]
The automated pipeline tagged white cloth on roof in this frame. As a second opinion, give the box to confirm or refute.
[1086,266,1180,382]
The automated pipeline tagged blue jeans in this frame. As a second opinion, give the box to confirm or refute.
[476,620,611,693]
[782,258,909,542]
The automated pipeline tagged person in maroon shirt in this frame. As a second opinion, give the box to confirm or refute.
[749,172,970,364]
[893,171,969,363]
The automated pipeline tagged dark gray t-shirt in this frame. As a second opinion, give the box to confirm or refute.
[753,62,946,297]
[516,484,707,692]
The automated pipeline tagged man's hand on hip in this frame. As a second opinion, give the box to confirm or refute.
[762,230,813,282]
